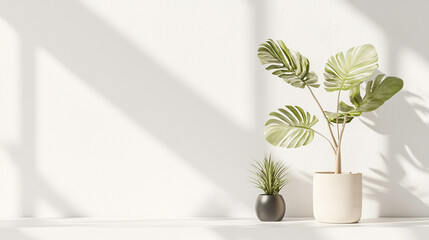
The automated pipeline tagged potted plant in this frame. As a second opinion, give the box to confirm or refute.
[250,155,289,221]
[257,40,403,223]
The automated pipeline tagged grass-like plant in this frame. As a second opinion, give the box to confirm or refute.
[258,40,403,173]
[251,155,289,195]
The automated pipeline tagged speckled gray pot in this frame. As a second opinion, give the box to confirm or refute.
[255,194,285,221]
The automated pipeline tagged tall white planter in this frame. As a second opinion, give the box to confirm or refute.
[313,172,362,223]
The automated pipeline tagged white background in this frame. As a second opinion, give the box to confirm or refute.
[0,0,428,219]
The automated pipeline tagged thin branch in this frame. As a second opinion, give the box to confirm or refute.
[306,86,338,148]
[338,115,347,149]
[314,130,336,153]
[336,90,342,140]
[336,118,339,140]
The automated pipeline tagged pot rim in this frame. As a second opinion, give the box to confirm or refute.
[314,172,362,175]
[258,194,283,196]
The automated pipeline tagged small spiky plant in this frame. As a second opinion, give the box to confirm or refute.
[251,155,289,195]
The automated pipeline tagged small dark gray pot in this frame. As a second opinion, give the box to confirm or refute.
[255,194,286,221]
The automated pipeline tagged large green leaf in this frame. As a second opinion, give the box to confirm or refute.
[349,85,363,107]
[324,111,361,124]
[356,74,404,112]
[326,74,403,123]
[339,101,354,112]
[265,106,318,148]
[324,44,378,92]
[258,39,319,88]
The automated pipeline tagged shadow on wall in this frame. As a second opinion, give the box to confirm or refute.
[362,91,429,216]
[0,0,428,219]
[345,0,429,64]
[5,28,83,217]
[0,0,266,216]
[282,172,313,217]
[344,0,429,216]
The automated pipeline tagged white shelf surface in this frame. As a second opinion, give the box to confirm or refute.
[0,218,428,240]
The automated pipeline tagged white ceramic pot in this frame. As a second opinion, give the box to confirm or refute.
[313,172,362,223]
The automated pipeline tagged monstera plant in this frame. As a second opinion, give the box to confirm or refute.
[258,40,403,223]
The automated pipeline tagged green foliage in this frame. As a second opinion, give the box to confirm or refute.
[265,105,318,148]
[327,74,404,123]
[257,40,404,158]
[349,85,363,107]
[324,44,378,92]
[257,39,319,88]
[250,155,289,195]
[324,111,356,124]
[355,74,404,112]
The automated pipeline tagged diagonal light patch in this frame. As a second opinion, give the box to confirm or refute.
[79,0,256,131]
[0,0,262,217]
[36,48,250,217]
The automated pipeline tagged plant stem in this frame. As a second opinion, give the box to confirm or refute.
[335,150,341,174]
[306,86,338,149]
[335,116,347,174]
[336,90,342,140]
[339,116,347,147]
[335,90,342,173]
[314,130,336,152]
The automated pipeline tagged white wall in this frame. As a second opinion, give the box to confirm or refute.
[0,0,428,218]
